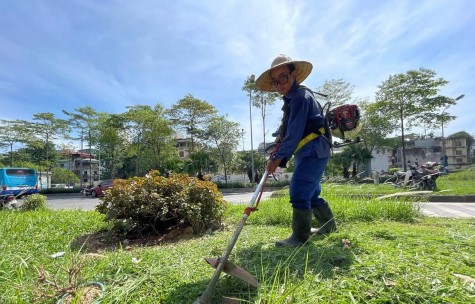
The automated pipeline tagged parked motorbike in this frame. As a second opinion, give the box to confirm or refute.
[1,194,19,210]
[81,184,94,196]
[419,161,443,190]
[391,161,441,191]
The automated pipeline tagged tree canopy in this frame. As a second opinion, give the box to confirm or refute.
[374,68,450,170]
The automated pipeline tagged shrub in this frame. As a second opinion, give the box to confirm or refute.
[388,167,400,174]
[39,187,81,194]
[96,170,226,237]
[20,194,48,211]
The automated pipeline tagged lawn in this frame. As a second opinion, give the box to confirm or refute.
[0,169,474,303]
[271,166,475,198]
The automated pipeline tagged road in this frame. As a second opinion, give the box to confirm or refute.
[41,193,475,218]
[43,192,275,211]
[421,202,475,218]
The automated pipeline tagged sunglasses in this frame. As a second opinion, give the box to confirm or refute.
[271,74,289,88]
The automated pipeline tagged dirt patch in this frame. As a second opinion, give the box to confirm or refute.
[71,226,196,253]
[60,284,103,304]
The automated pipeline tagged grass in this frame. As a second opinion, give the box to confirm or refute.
[271,166,475,198]
[435,167,475,194]
[0,169,474,303]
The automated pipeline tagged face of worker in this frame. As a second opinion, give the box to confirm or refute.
[270,65,296,96]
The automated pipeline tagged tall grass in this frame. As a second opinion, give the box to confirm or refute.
[227,194,421,228]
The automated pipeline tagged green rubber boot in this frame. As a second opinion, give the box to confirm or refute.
[312,203,337,234]
[276,208,312,247]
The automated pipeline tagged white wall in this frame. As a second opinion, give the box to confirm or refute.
[371,151,390,173]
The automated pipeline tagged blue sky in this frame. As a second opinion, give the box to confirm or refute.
[1,0,474,151]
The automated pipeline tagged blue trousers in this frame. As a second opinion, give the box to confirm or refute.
[290,145,329,210]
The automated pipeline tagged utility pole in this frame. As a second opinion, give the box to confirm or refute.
[249,75,255,183]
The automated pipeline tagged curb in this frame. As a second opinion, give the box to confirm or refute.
[346,194,475,203]
[427,195,475,203]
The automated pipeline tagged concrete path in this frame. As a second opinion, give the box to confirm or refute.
[222,191,274,204]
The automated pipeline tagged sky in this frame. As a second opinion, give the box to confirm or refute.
[1,0,474,151]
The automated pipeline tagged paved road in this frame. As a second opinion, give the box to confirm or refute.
[41,193,475,218]
[421,202,475,218]
[43,192,275,211]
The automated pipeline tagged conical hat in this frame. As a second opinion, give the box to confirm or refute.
[255,54,313,92]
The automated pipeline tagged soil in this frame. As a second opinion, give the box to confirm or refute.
[61,284,102,304]
[71,226,195,253]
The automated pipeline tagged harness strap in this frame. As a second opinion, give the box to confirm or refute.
[294,127,325,154]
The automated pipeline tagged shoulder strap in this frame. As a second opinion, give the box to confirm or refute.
[298,85,325,115]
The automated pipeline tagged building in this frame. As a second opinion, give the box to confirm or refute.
[58,149,100,185]
[370,133,473,172]
[434,136,472,169]
[175,137,194,158]
[174,133,202,158]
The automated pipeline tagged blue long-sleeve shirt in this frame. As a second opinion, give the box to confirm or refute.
[272,82,331,160]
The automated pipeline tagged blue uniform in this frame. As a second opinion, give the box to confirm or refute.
[272,82,331,210]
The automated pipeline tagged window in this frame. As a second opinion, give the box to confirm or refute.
[6,169,35,176]
[456,150,463,156]
[455,140,462,147]
[456,158,463,163]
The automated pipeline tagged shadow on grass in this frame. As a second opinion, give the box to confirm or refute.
[167,234,355,303]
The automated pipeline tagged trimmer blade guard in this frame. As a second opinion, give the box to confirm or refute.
[204,258,258,288]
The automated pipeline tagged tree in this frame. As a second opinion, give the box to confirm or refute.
[314,79,355,109]
[123,104,176,177]
[15,140,59,173]
[97,113,127,179]
[235,150,267,182]
[242,75,279,151]
[358,100,397,153]
[0,119,33,166]
[51,167,80,185]
[199,115,241,184]
[141,104,178,173]
[63,107,99,186]
[346,143,373,177]
[374,68,449,171]
[31,113,69,184]
[183,150,218,176]
[328,151,353,178]
[166,94,217,152]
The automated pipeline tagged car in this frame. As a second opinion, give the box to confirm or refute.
[90,180,114,197]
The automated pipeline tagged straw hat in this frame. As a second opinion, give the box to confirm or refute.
[255,54,313,92]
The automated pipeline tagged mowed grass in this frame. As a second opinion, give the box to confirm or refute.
[271,166,475,197]
[436,167,475,194]
[0,170,474,303]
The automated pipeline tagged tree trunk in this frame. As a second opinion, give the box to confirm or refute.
[400,107,407,171]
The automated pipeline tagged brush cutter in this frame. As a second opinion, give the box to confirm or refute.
[193,170,269,304]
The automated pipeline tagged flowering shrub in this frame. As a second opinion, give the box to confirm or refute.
[96,171,226,237]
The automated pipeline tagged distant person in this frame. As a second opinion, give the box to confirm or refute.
[256,54,337,247]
